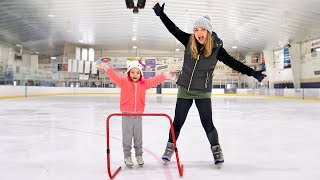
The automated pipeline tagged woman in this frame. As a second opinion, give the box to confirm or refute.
[153,3,266,167]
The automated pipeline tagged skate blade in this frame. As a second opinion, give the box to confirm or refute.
[138,163,144,167]
[162,161,171,165]
[215,163,223,169]
[125,164,133,168]
[162,158,171,165]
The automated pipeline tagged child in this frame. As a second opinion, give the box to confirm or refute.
[96,58,171,167]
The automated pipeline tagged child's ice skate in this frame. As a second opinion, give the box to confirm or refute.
[162,142,175,163]
[136,156,144,166]
[211,145,224,169]
[124,157,134,167]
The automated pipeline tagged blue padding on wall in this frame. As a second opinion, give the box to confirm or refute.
[274,83,294,88]
[301,82,320,88]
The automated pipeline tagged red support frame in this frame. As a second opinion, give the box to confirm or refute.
[106,113,184,179]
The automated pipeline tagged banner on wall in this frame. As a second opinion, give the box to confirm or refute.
[63,64,68,71]
[76,47,81,60]
[143,58,156,78]
[311,39,320,49]
[261,51,266,71]
[155,57,169,74]
[170,58,183,72]
[72,59,78,72]
[283,47,291,69]
[84,61,90,73]
[57,63,62,71]
[143,72,156,78]
[144,59,155,70]
[274,49,284,69]
[112,57,127,69]
[91,62,97,74]
[311,39,320,53]
[4,71,13,80]
[154,57,183,74]
[79,74,89,80]
[0,63,4,80]
[68,59,72,72]
[51,58,59,73]
[78,60,84,73]
[57,63,68,72]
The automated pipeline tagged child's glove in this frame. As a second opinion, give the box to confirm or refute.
[163,71,174,80]
[172,70,181,80]
[96,58,110,71]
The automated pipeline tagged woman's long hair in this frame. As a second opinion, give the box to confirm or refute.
[189,32,215,59]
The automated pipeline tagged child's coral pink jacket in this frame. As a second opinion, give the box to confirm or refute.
[106,68,166,113]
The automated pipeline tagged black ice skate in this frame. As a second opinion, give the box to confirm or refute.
[211,145,224,168]
[162,142,175,162]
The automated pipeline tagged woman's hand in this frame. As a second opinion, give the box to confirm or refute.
[153,3,165,16]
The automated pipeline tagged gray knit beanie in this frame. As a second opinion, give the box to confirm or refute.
[193,15,213,35]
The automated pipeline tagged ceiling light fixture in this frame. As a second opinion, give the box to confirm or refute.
[133,46,137,49]
[176,48,180,51]
[132,37,136,41]
[232,46,237,49]
[48,14,55,18]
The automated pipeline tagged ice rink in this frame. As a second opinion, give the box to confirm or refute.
[1,95,320,180]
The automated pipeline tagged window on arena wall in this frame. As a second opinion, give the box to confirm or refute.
[82,48,88,61]
[89,48,94,62]
[76,47,81,60]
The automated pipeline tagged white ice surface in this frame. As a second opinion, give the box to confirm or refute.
[0,95,320,180]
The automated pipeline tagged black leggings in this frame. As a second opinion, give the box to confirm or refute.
[168,98,219,146]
